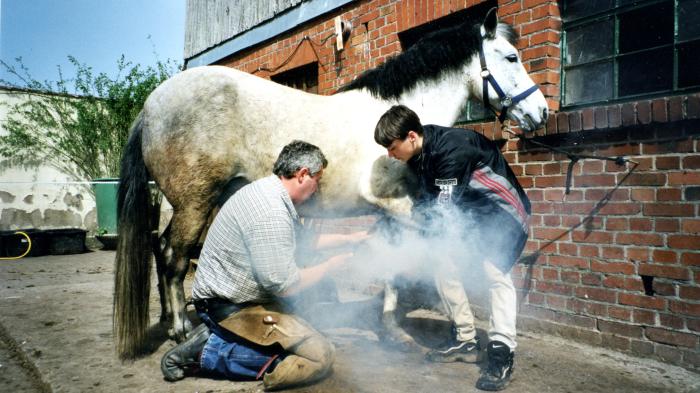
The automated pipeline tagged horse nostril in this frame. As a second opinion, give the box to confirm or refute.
[542,108,549,121]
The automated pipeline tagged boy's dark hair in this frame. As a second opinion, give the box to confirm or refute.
[374,105,424,147]
[273,140,328,178]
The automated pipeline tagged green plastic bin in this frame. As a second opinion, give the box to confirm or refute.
[92,178,119,234]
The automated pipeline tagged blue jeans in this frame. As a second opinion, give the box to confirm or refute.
[198,307,282,379]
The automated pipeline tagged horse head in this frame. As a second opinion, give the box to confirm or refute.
[474,8,549,132]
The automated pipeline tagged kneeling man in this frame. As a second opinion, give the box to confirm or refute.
[161,140,366,390]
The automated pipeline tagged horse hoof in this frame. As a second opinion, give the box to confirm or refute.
[168,320,193,343]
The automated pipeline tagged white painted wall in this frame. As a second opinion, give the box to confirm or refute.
[0,87,97,231]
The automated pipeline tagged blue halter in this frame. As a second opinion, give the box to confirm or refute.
[478,41,540,123]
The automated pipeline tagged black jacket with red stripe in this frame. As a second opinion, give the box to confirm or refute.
[407,125,531,233]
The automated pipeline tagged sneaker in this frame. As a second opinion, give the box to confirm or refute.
[425,335,480,363]
[161,323,211,381]
[476,341,514,391]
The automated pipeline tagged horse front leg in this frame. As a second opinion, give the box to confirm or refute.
[381,281,419,352]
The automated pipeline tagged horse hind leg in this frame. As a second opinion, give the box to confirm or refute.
[163,204,211,341]
[153,222,173,324]
[381,281,419,352]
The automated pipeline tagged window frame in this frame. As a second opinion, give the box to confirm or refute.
[561,0,700,109]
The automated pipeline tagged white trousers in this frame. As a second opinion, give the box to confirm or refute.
[434,259,517,349]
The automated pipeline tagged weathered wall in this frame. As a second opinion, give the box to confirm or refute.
[0,88,97,231]
[189,0,699,369]
[185,0,304,58]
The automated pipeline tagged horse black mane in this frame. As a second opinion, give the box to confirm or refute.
[338,22,518,100]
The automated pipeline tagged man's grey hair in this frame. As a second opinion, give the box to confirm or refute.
[273,140,328,178]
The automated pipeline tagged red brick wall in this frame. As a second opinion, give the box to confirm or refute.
[213,0,700,369]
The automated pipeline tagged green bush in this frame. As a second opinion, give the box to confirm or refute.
[0,56,179,182]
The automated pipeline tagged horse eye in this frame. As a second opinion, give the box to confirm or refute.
[506,54,518,63]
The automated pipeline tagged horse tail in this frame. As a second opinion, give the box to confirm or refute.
[113,111,152,360]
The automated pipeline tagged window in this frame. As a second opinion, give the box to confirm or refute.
[270,62,319,94]
[562,0,700,107]
[398,0,497,124]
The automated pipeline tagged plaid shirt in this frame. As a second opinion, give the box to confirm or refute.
[192,175,301,304]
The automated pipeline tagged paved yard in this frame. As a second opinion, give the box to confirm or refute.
[0,250,698,392]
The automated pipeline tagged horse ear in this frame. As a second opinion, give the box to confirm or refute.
[481,7,498,39]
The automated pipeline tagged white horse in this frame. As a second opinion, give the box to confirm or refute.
[114,8,548,359]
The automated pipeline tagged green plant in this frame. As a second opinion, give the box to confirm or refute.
[0,56,179,183]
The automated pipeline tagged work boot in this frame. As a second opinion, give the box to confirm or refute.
[161,323,210,381]
[476,341,514,391]
[426,335,480,363]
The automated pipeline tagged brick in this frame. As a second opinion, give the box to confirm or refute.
[682,219,700,233]
[557,112,569,133]
[621,103,637,126]
[643,139,694,155]
[639,264,690,280]
[619,293,666,310]
[601,334,631,352]
[578,245,599,258]
[532,227,569,241]
[582,108,595,130]
[521,18,562,35]
[593,107,607,129]
[581,272,602,285]
[535,175,566,188]
[548,255,589,269]
[669,300,700,316]
[637,100,652,124]
[561,271,580,284]
[654,343,683,363]
[591,259,633,274]
[680,285,700,300]
[646,327,698,348]
[575,287,616,303]
[689,318,700,332]
[597,202,641,215]
[608,105,622,128]
[659,313,685,329]
[546,294,568,310]
[657,188,682,201]
[572,230,613,244]
[631,188,655,201]
[608,306,632,321]
[668,235,700,250]
[681,252,700,266]
[668,96,684,121]
[545,111,557,134]
[652,99,668,123]
[655,218,679,232]
[597,243,620,258]
[628,218,651,231]
[653,281,677,296]
[668,171,700,185]
[575,174,616,187]
[652,249,677,263]
[688,94,700,119]
[682,155,700,169]
[656,156,680,170]
[643,203,694,217]
[616,233,664,247]
[606,217,628,231]
[630,340,655,356]
[625,173,667,186]
[627,247,650,262]
[598,320,643,338]
[633,309,656,325]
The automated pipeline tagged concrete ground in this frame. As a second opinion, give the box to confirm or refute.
[0,250,698,393]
